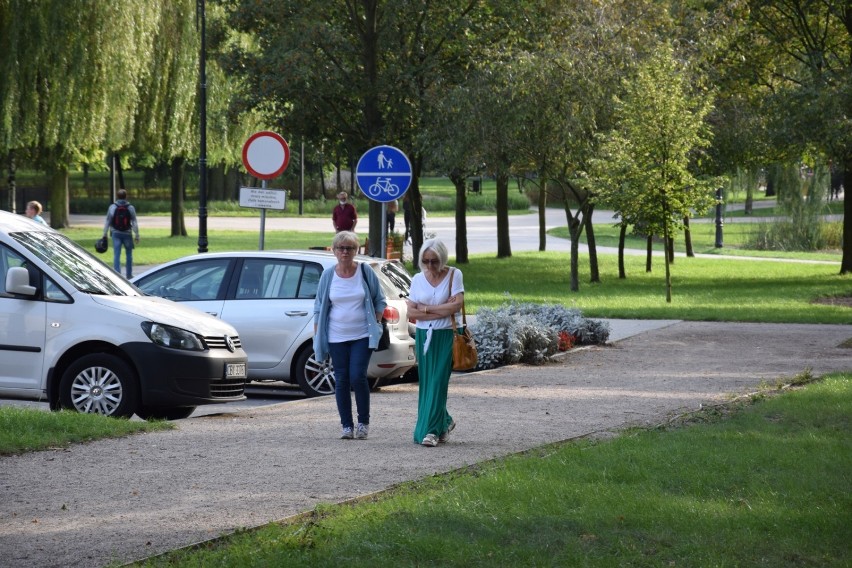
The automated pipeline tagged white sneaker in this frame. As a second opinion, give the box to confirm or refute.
[355,423,369,440]
[421,433,439,447]
[340,427,354,440]
[438,420,456,443]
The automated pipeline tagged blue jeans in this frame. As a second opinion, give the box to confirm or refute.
[328,337,371,429]
[112,232,134,277]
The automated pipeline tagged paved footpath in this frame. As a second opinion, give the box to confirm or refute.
[1,321,850,567]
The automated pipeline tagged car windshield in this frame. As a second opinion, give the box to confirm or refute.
[11,230,137,295]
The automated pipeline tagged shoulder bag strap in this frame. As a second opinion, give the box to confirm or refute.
[360,262,373,299]
[448,268,465,333]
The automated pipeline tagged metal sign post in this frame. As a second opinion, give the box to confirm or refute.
[241,131,291,250]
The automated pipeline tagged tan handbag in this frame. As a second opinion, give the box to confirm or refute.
[448,269,477,371]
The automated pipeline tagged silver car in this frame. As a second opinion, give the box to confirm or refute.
[132,250,416,397]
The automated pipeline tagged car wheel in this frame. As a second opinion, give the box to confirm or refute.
[58,354,138,418]
[295,348,336,397]
[136,406,196,420]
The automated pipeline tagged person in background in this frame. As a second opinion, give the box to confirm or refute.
[405,238,464,447]
[332,191,358,232]
[25,201,47,225]
[386,198,398,235]
[102,189,140,278]
[313,231,387,440]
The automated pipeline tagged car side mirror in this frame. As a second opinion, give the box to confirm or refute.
[6,266,37,297]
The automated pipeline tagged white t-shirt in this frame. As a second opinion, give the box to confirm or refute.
[409,268,464,330]
[328,271,368,342]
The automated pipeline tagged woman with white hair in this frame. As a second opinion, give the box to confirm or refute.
[405,238,465,447]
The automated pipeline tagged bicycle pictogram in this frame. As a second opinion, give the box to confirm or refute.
[367,177,400,197]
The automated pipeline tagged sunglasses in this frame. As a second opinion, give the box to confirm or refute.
[421,258,440,266]
[335,246,357,253]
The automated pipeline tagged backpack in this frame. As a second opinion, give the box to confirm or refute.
[111,203,132,232]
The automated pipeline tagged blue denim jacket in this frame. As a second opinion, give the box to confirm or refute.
[313,263,387,361]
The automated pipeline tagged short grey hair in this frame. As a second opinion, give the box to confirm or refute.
[418,238,448,269]
[332,230,359,250]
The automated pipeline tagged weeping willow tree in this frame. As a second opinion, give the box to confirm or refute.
[0,0,161,228]
[131,0,198,236]
[750,162,829,251]
[131,0,261,237]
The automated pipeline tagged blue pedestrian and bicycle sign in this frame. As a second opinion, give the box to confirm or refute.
[355,145,412,202]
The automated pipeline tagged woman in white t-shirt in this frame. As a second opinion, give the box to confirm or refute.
[313,231,387,440]
[405,239,464,447]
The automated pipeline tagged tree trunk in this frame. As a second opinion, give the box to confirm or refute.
[584,203,599,283]
[496,171,511,258]
[765,163,776,197]
[563,201,584,292]
[7,151,16,213]
[569,218,581,292]
[841,159,852,274]
[450,169,469,263]
[367,199,382,257]
[116,155,125,190]
[618,223,627,279]
[683,216,694,257]
[409,157,425,267]
[320,153,328,199]
[225,166,240,200]
[664,223,672,303]
[668,236,675,264]
[82,163,90,196]
[538,179,547,251]
[744,184,754,215]
[47,164,69,229]
[335,154,342,194]
[646,235,653,272]
[170,157,187,237]
[208,163,225,201]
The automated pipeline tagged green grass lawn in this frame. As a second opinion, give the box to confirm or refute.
[462,252,850,324]
[0,407,172,455]
[62,228,851,324]
[135,372,852,567]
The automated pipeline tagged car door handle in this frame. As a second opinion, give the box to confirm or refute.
[285,311,308,317]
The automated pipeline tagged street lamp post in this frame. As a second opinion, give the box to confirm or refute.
[197,0,208,253]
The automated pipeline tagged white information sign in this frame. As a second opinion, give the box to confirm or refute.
[239,187,287,210]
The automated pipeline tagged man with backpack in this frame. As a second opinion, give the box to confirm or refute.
[102,189,140,278]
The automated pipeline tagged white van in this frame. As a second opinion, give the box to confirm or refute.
[0,211,248,420]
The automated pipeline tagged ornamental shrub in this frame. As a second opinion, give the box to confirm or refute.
[469,302,610,370]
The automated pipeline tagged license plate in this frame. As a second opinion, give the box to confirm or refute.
[226,363,247,379]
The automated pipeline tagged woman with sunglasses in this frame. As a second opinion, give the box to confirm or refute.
[405,238,465,447]
[313,231,387,440]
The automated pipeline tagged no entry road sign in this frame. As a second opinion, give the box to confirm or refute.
[355,145,412,202]
[242,131,290,180]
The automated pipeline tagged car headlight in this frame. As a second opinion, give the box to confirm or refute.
[141,322,206,351]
